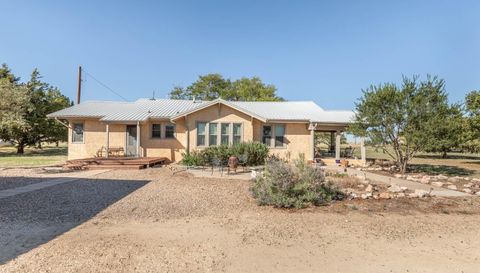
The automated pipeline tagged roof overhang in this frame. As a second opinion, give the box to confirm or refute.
[170,98,267,122]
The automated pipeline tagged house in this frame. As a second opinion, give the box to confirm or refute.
[47,98,363,164]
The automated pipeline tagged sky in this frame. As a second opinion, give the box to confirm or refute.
[1,0,479,110]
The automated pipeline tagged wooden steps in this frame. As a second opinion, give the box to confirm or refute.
[64,157,168,170]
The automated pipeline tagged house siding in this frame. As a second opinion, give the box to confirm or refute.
[66,104,313,162]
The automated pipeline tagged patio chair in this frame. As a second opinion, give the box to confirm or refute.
[238,154,248,172]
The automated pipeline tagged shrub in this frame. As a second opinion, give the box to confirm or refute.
[180,141,269,166]
[251,154,344,208]
[180,151,205,166]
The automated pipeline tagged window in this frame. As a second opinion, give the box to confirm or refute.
[233,123,242,144]
[275,124,285,147]
[262,125,272,146]
[152,124,161,138]
[221,123,230,145]
[197,122,206,146]
[209,123,218,146]
[165,124,175,138]
[72,123,84,143]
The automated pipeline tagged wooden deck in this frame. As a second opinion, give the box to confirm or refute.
[65,157,168,170]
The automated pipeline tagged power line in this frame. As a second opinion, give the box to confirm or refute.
[83,70,129,101]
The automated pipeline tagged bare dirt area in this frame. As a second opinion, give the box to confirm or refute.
[1,168,480,273]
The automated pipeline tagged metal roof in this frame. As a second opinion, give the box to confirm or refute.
[47,98,353,124]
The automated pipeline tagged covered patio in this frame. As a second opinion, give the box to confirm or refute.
[308,122,366,166]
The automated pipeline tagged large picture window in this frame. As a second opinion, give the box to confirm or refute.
[72,123,84,143]
[165,124,175,138]
[221,123,230,145]
[197,122,206,146]
[151,124,161,138]
[233,123,242,144]
[209,123,218,146]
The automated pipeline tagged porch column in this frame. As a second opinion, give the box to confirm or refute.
[335,130,341,162]
[105,124,109,158]
[136,121,140,158]
[360,137,366,166]
[310,129,315,161]
[330,132,335,153]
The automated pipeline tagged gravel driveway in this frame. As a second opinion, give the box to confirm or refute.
[0,171,149,264]
[1,167,480,272]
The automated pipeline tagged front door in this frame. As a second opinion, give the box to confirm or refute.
[126,125,137,157]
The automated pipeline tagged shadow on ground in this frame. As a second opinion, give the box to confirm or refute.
[0,176,149,264]
[415,154,480,160]
[409,164,474,176]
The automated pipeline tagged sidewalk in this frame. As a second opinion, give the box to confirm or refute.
[326,166,470,197]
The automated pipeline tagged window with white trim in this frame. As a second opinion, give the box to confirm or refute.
[275,124,285,147]
[233,123,242,144]
[197,122,206,146]
[209,123,218,146]
[221,123,230,145]
[165,123,175,138]
[152,124,161,138]
[262,125,272,146]
[72,123,84,143]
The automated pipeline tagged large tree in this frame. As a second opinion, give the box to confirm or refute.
[349,76,455,173]
[0,66,71,153]
[169,73,283,101]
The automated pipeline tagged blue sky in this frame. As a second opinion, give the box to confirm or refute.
[1,0,479,109]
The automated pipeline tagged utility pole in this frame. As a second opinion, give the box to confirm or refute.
[77,66,82,104]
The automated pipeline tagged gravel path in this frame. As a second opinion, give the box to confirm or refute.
[1,167,480,272]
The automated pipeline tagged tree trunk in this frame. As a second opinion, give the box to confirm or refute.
[55,141,59,147]
[442,151,447,159]
[17,143,25,154]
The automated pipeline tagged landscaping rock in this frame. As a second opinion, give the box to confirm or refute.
[396,193,406,198]
[361,193,372,199]
[365,185,373,192]
[379,192,391,199]
[414,189,429,198]
[431,182,444,187]
[394,174,404,179]
[476,191,480,196]
[437,175,448,180]
[400,186,408,191]
[464,188,472,194]
[464,183,473,188]
[448,177,459,183]
[447,185,457,190]
[420,176,430,184]
[387,184,402,193]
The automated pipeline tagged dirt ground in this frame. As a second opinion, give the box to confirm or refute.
[1,168,480,273]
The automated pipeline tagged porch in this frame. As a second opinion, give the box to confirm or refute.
[65,157,168,170]
[309,123,366,166]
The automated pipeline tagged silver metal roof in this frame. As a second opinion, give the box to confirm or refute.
[48,98,353,124]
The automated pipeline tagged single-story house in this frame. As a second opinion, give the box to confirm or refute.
[47,98,364,164]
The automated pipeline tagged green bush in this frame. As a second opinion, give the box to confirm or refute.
[180,141,269,167]
[180,150,205,166]
[251,154,344,208]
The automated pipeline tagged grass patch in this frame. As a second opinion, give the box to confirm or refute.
[0,143,67,167]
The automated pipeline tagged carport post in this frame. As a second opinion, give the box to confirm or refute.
[105,124,109,158]
[335,130,341,162]
[136,121,140,158]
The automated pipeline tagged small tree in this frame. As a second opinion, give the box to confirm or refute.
[349,76,454,173]
[462,90,480,153]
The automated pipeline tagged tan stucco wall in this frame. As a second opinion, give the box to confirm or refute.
[140,119,186,162]
[252,120,312,161]
[66,104,313,162]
